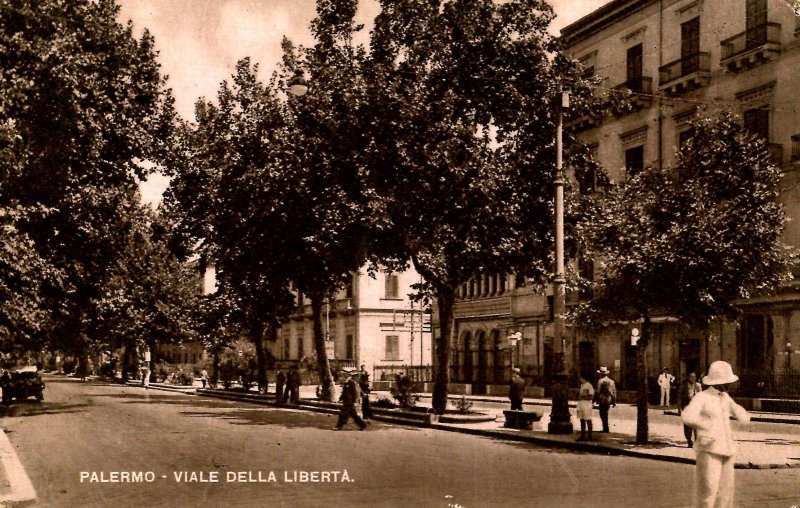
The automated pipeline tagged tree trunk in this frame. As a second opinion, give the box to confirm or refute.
[636,314,651,444]
[252,320,268,394]
[432,286,456,414]
[310,292,334,401]
[212,350,220,388]
[121,343,132,383]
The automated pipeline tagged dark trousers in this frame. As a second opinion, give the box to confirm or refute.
[683,424,696,444]
[599,403,611,432]
[336,406,366,429]
[510,398,523,410]
[275,383,284,403]
[361,393,373,419]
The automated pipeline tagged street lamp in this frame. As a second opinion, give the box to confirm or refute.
[548,90,573,434]
[288,74,308,97]
[508,332,522,377]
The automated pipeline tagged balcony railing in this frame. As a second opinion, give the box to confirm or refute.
[733,368,800,398]
[613,76,653,94]
[374,364,434,383]
[721,23,781,61]
[659,52,711,87]
[792,135,800,161]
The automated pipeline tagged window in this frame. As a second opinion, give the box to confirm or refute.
[626,44,643,89]
[296,291,303,307]
[746,0,768,49]
[297,331,304,359]
[346,335,354,360]
[681,17,700,74]
[283,329,291,360]
[345,275,354,298]
[385,335,400,360]
[679,129,694,149]
[625,145,645,176]
[384,273,399,299]
[744,108,769,140]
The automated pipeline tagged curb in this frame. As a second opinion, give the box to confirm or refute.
[662,409,800,426]
[124,381,196,395]
[0,428,36,505]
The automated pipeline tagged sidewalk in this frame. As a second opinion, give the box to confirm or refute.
[394,391,800,469]
[135,381,800,469]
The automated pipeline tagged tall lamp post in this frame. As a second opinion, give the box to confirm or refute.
[548,90,573,434]
[508,332,522,378]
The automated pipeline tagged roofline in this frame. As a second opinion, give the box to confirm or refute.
[560,0,657,47]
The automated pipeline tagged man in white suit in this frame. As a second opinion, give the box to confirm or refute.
[681,361,750,508]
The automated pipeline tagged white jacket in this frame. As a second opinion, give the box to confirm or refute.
[681,387,750,457]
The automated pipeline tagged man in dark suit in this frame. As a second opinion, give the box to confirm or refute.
[333,370,367,431]
[678,371,702,447]
[509,368,526,410]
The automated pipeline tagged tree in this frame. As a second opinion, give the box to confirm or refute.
[364,0,586,413]
[96,204,199,381]
[276,0,375,401]
[0,0,176,357]
[164,59,298,394]
[576,111,795,443]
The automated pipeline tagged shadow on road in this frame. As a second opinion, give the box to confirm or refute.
[0,401,91,417]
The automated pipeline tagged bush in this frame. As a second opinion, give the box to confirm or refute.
[372,397,396,409]
[450,395,474,413]
[390,373,420,408]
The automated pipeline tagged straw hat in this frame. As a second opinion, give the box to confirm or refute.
[702,361,739,386]
[597,366,609,375]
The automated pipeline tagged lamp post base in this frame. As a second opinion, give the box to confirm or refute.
[547,370,573,434]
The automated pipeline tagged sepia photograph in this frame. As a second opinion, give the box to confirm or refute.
[1,0,800,506]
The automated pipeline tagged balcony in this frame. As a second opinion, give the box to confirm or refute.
[720,23,781,71]
[792,135,800,161]
[565,110,603,133]
[610,76,653,116]
[659,52,711,95]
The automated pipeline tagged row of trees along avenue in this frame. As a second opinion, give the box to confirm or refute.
[0,0,197,376]
[2,0,795,444]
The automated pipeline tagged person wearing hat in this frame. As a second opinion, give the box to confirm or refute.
[658,367,675,407]
[508,367,526,410]
[681,361,750,508]
[595,366,616,433]
[333,369,367,431]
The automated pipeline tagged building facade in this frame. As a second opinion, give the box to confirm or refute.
[447,0,800,398]
[268,266,433,383]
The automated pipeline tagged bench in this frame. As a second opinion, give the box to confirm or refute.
[503,410,542,430]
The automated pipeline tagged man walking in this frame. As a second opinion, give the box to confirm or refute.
[275,370,286,404]
[595,366,616,433]
[658,367,675,407]
[678,371,703,447]
[358,365,373,420]
[288,366,301,403]
[334,370,367,431]
[681,361,750,507]
[509,368,526,410]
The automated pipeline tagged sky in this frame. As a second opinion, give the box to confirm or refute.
[121,0,610,206]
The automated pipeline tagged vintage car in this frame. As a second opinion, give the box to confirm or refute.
[0,366,45,404]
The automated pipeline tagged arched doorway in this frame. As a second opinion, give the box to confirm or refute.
[462,332,473,383]
[476,331,488,395]
[491,330,505,384]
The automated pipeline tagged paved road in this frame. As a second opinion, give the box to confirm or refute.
[1,377,798,508]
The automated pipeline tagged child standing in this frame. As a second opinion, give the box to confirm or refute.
[576,373,595,441]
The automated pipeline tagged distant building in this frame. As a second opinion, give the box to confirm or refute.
[268,266,433,383]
